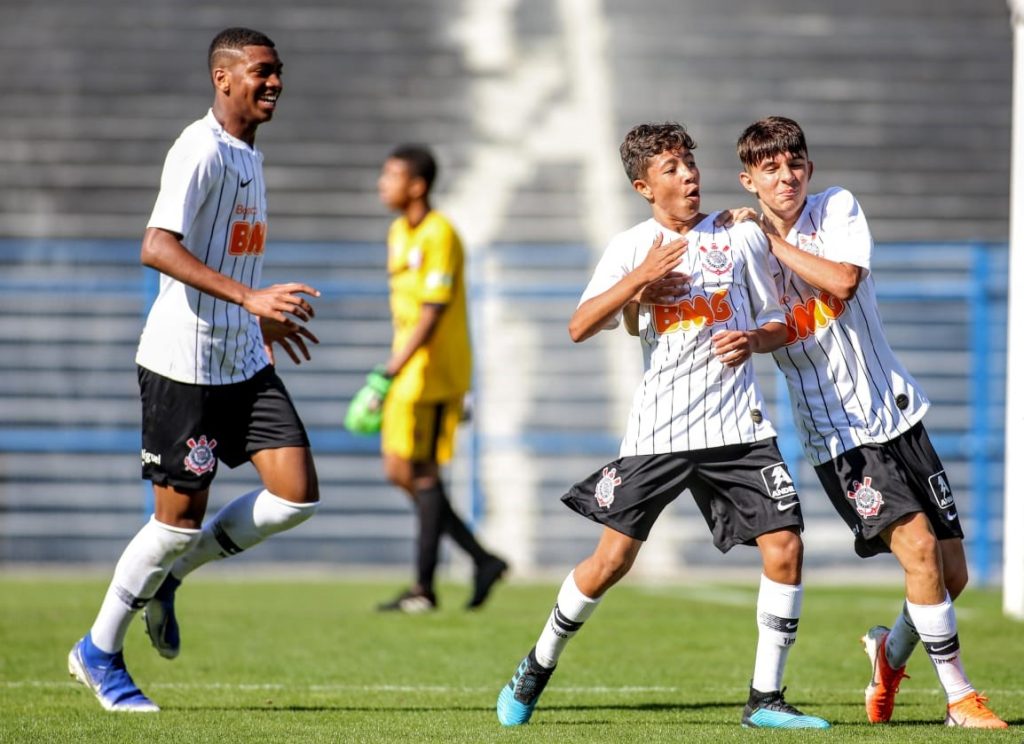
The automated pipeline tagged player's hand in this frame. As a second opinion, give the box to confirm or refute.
[344,366,393,435]
[711,329,754,367]
[636,233,687,287]
[714,207,758,228]
[261,317,319,365]
[637,271,689,305]
[243,282,320,324]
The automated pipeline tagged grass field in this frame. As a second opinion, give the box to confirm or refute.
[1,575,1021,743]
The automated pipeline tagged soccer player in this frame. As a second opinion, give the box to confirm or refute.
[736,115,1007,729]
[496,122,830,730]
[67,27,322,712]
[372,144,507,613]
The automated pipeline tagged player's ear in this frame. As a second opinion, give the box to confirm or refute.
[409,176,428,200]
[807,160,814,182]
[738,170,758,195]
[212,66,231,95]
[632,178,654,202]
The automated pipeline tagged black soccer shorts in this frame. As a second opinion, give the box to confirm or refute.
[814,421,964,558]
[138,364,310,490]
[561,439,804,553]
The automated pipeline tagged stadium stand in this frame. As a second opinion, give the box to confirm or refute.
[0,0,1012,579]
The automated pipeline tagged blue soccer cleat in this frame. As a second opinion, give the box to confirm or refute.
[741,686,830,729]
[144,573,181,659]
[67,634,160,712]
[496,647,554,726]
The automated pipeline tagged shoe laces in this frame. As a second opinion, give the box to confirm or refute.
[514,655,553,703]
[752,687,802,716]
[954,692,997,716]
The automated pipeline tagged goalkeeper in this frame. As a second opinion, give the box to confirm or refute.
[355,143,507,613]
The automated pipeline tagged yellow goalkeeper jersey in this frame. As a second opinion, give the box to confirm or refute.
[387,210,472,402]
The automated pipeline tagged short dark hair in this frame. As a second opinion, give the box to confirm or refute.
[388,144,438,190]
[208,27,276,71]
[619,123,697,182]
[736,116,808,169]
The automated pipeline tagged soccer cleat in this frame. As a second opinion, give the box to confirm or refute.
[741,686,830,729]
[862,625,909,723]
[67,634,160,712]
[945,692,1008,729]
[467,556,509,609]
[376,587,437,614]
[144,573,182,659]
[496,647,555,726]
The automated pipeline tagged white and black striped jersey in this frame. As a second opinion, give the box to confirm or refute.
[580,215,785,456]
[769,187,929,465]
[135,110,270,385]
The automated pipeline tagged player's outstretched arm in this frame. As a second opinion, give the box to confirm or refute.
[141,227,322,320]
[569,233,687,343]
[711,321,787,367]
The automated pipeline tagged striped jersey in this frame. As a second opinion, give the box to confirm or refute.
[580,215,785,456]
[135,110,270,385]
[769,187,929,465]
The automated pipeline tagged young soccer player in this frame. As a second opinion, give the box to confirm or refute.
[495,122,829,729]
[369,144,507,612]
[68,27,322,712]
[736,115,1007,729]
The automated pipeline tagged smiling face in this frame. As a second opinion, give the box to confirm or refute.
[634,147,702,224]
[211,44,283,143]
[739,150,812,225]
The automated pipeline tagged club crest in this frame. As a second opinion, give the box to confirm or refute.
[698,242,733,276]
[184,434,218,475]
[847,476,883,518]
[797,232,822,257]
[595,467,622,509]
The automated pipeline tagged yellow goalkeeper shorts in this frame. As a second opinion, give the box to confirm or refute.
[381,395,463,464]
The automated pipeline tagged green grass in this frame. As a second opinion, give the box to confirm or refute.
[1,575,1021,743]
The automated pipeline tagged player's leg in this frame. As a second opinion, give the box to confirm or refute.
[144,368,318,657]
[69,485,205,711]
[499,453,683,726]
[497,527,639,726]
[689,446,827,729]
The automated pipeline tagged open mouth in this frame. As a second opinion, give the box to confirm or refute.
[258,92,279,109]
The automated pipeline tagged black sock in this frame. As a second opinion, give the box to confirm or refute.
[414,482,446,592]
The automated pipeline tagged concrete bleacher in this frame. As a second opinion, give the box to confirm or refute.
[0,0,1013,578]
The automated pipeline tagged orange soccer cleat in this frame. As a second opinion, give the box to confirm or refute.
[862,625,910,723]
[945,692,1008,729]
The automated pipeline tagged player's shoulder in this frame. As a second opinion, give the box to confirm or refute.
[167,116,224,165]
[606,217,659,251]
[810,186,860,215]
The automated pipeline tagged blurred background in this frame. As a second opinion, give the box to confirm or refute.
[0,0,1011,584]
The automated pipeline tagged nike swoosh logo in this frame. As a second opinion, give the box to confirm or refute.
[932,640,957,653]
[777,501,798,512]
[240,177,253,187]
[946,511,957,521]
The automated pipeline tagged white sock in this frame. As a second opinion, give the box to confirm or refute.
[906,594,974,703]
[534,571,601,669]
[171,489,319,580]
[885,601,920,669]
[90,517,200,654]
[751,574,802,693]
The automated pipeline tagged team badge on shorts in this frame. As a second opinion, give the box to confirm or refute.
[699,242,733,276]
[594,467,622,509]
[928,471,955,509]
[184,434,218,475]
[847,476,884,518]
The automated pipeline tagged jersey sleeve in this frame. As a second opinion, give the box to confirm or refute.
[740,225,786,327]
[577,233,638,330]
[819,187,873,270]
[419,218,461,305]
[147,132,222,239]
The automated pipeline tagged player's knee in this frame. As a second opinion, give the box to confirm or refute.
[254,491,319,537]
[760,530,803,583]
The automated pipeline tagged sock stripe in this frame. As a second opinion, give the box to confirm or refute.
[757,612,799,634]
[553,605,584,633]
[212,523,245,556]
[922,634,960,656]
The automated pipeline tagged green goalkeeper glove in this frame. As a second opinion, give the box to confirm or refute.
[344,366,393,435]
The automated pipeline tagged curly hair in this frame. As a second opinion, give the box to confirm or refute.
[736,116,808,170]
[619,123,697,182]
